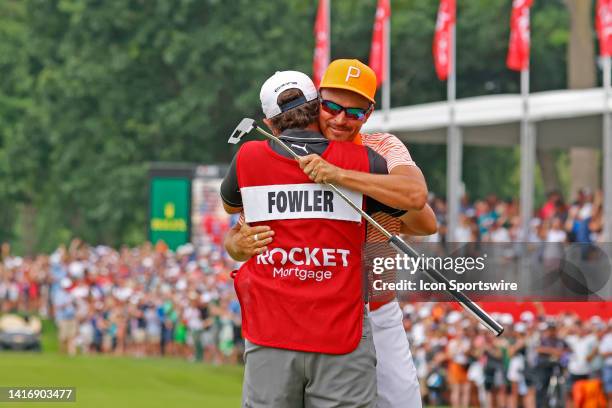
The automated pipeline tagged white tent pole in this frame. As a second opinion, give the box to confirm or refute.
[603,55,612,242]
[519,68,534,241]
[446,21,461,242]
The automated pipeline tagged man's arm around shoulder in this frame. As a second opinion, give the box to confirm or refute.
[298,150,428,211]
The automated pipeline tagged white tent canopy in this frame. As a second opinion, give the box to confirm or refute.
[363,88,606,149]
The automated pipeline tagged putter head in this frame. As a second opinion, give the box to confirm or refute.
[228,118,256,144]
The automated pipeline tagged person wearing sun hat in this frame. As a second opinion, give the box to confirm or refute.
[304,58,434,408]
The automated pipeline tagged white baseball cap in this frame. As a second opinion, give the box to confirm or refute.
[500,313,514,325]
[446,310,462,325]
[260,71,318,119]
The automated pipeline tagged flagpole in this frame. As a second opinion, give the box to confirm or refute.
[446,18,460,242]
[326,0,330,64]
[382,1,391,125]
[448,22,456,110]
[603,55,612,241]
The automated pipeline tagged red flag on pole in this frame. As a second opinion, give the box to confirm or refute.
[313,0,330,88]
[369,0,391,86]
[597,0,612,56]
[433,0,456,81]
[506,0,533,71]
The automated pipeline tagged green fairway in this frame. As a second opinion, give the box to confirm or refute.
[0,352,243,407]
[0,322,445,407]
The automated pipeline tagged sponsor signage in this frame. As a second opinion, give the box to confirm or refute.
[149,172,192,250]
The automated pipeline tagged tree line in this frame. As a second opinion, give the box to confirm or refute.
[0,0,588,253]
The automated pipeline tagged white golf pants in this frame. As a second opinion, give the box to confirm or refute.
[369,302,422,408]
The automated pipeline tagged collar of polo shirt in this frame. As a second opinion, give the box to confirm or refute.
[279,129,327,142]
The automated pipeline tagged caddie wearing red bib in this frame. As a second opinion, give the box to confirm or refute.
[234,131,369,354]
[221,70,405,408]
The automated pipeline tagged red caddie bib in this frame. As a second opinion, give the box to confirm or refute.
[233,139,369,354]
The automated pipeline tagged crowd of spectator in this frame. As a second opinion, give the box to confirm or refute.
[426,188,606,245]
[0,233,244,364]
[406,302,611,408]
[1,189,610,407]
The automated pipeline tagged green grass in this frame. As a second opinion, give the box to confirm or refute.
[0,352,243,407]
[0,320,444,407]
[0,319,242,407]
[40,317,58,353]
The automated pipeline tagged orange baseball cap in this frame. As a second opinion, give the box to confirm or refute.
[320,59,377,103]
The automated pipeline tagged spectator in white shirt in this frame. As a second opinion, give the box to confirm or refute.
[565,321,599,400]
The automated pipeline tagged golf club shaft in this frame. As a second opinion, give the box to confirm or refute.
[387,235,504,336]
[255,125,503,336]
[255,127,301,160]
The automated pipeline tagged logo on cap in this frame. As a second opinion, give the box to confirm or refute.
[345,66,361,82]
[274,81,298,93]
